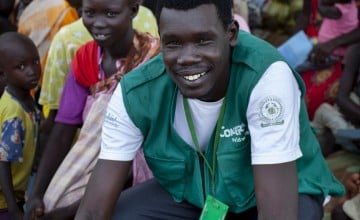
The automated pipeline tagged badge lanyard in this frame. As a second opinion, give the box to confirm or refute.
[183,97,226,196]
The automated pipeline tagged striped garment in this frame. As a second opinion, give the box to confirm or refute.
[42,31,160,211]
[18,0,79,84]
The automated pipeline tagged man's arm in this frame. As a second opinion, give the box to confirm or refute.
[75,159,131,220]
[0,162,24,220]
[336,43,360,126]
[253,161,298,220]
[247,62,301,219]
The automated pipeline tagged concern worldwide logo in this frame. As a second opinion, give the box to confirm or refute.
[220,124,249,143]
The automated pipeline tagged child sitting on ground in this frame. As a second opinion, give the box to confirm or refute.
[312,42,360,157]
[0,32,41,220]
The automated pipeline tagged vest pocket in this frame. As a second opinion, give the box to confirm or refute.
[145,155,186,201]
[217,144,255,210]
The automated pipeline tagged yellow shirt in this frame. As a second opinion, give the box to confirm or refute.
[0,91,39,209]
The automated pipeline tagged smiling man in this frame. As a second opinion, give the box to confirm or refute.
[75,0,345,219]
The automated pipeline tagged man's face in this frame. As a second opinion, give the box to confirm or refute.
[159,4,238,101]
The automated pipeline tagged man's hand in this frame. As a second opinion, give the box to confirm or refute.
[24,196,45,220]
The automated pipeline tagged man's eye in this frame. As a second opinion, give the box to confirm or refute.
[34,59,40,65]
[198,39,211,45]
[165,41,181,48]
[107,11,117,17]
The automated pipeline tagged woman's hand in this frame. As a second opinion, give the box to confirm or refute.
[344,172,360,198]
[308,41,338,66]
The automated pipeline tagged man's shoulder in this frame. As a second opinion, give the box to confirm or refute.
[232,31,285,72]
[233,31,281,59]
[121,54,167,92]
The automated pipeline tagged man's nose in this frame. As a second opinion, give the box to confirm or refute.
[177,44,201,65]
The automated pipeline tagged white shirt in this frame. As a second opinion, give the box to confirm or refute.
[99,61,302,165]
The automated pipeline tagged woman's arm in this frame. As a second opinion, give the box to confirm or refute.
[309,28,360,65]
[318,0,342,19]
[336,43,360,126]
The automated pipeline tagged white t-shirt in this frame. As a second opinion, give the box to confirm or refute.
[99,61,302,165]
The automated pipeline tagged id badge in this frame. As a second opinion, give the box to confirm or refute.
[199,195,229,220]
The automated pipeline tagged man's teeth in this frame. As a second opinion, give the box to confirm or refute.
[183,72,206,81]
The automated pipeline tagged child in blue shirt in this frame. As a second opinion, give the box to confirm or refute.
[0,32,41,220]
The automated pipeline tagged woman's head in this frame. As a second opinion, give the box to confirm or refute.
[82,0,139,49]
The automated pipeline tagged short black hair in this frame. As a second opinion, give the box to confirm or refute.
[0,32,33,49]
[0,32,36,67]
[155,0,233,29]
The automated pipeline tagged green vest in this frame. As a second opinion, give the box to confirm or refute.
[120,31,345,213]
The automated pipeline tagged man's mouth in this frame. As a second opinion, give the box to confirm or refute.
[183,72,207,81]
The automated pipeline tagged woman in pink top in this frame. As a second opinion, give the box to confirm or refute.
[297,0,360,119]
[317,0,359,57]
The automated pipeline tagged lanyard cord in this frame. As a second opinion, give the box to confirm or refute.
[183,97,226,183]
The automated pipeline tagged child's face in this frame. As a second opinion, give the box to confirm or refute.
[1,40,41,92]
[82,0,135,48]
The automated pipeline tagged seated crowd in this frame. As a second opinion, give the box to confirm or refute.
[0,0,359,219]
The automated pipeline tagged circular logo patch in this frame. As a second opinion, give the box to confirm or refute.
[260,97,283,121]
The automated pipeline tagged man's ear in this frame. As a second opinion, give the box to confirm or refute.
[227,20,239,47]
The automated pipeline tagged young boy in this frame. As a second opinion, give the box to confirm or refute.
[0,32,41,220]
[76,0,344,219]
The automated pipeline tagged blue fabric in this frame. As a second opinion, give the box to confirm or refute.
[0,118,25,162]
